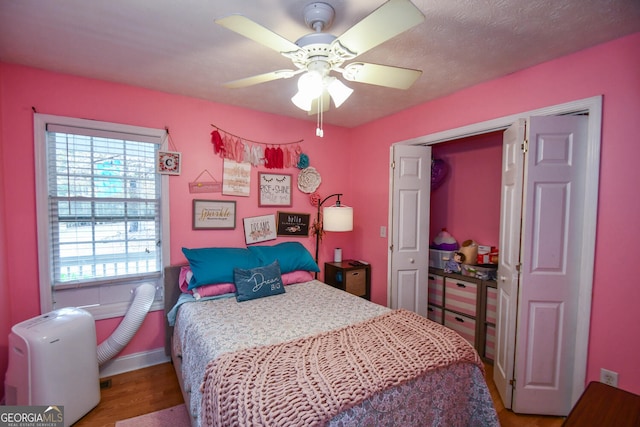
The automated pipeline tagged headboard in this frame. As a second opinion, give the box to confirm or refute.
[164,264,187,356]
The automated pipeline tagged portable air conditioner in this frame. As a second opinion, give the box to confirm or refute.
[4,307,101,427]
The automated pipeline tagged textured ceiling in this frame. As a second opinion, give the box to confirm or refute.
[1,0,638,128]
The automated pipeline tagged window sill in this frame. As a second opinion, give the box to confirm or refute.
[81,299,164,321]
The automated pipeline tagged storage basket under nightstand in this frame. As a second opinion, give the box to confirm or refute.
[324,261,371,300]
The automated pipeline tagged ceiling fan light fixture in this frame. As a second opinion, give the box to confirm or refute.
[297,70,324,98]
[326,77,353,108]
[292,68,326,111]
[218,0,426,128]
[291,90,314,111]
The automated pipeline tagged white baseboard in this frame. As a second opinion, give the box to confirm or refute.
[98,347,170,378]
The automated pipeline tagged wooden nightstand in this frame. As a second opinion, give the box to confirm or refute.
[324,261,371,300]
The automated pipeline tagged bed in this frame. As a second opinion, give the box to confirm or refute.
[164,244,499,427]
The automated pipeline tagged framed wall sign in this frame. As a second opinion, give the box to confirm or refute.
[192,199,236,230]
[259,173,292,207]
[156,150,182,175]
[243,214,277,245]
[222,159,251,197]
[276,211,310,237]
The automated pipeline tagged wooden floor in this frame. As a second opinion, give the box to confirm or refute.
[484,362,565,427]
[75,362,565,426]
[74,362,184,427]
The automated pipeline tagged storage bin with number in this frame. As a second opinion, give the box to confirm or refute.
[444,278,477,317]
[428,274,444,306]
[444,310,476,345]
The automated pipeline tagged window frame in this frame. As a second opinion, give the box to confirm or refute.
[34,114,170,319]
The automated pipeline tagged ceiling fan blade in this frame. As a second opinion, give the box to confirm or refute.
[333,0,425,57]
[215,14,300,54]
[341,62,422,89]
[223,69,300,89]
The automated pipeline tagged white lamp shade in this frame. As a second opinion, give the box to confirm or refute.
[298,71,323,98]
[326,77,353,108]
[323,205,353,232]
[292,71,325,111]
[291,90,313,111]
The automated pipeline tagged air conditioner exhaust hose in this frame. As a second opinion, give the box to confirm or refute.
[97,283,156,366]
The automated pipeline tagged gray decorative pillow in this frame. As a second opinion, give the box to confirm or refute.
[234,260,285,302]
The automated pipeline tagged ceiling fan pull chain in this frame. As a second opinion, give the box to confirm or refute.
[316,96,324,138]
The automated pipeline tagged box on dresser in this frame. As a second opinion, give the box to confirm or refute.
[429,249,454,269]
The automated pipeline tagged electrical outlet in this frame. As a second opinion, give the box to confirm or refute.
[600,368,618,387]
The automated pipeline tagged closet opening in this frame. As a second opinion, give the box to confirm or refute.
[388,95,602,412]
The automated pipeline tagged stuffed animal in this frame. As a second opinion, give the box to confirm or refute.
[444,251,465,273]
[431,228,459,251]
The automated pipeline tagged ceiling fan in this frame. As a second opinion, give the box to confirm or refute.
[215,0,425,118]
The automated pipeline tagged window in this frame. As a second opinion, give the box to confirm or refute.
[35,114,170,319]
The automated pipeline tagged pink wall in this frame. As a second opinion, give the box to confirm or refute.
[350,32,640,393]
[429,132,503,249]
[0,64,10,397]
[0,64,355,398]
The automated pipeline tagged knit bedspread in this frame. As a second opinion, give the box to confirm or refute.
[200,308,483,427]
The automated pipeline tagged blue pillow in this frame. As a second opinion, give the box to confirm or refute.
[247,242,320,274]
[234,261,285,302]
[182,247,261,290]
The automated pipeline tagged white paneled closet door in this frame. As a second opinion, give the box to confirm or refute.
[495,115,589,416]
[388,144,431,316]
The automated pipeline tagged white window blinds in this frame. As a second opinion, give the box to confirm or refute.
[45,123,163,288]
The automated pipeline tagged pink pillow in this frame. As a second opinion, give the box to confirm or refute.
[178,266,193,293]
[193,282,236,298]
[179,266,314,297]
[180,266,235,297]
[282,270,314,285]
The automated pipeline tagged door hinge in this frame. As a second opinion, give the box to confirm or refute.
[391,161,396,169]
[509,379,516,386]
[521,138,529,153]
[389,244,394,252]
